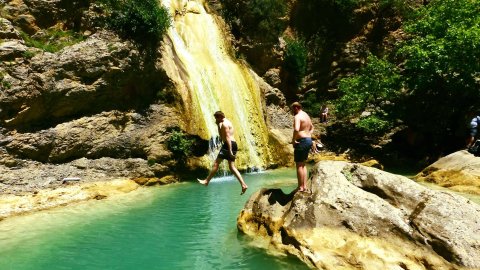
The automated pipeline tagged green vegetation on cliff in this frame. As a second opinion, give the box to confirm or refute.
[336,55,401,134]
[284,37,308,88]
[20,29,85,53]
[220,0,287,42]
[101,0,171,45]
[335,0,480,151]
[167,129,195,162]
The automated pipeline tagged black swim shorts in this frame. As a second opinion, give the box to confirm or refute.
[294,137,313,162]
[217,141,238,161]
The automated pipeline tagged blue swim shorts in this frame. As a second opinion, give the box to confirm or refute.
[294,137,313,162]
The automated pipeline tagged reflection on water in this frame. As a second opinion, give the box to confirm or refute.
[0,168,308,270]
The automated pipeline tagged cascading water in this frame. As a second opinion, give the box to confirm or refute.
[160,0,272,171]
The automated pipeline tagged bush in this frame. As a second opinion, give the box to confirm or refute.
[167,129,194,160]
[301,91,323,116]
[356,115,392,134]
[220,0,287,42]
[336,55,403,118]
[101,0,171,45]
[284,37,308,88]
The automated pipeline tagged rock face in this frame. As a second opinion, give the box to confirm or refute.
[237,161,480,269]
[415,150,480,195]
[0,30,166,128]
[0,1,202,193]
[0,1,292,186]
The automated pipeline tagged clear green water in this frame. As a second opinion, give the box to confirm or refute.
[0,168,309,270]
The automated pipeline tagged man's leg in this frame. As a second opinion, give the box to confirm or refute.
[228,160,248,195]
[198,159,221,186]
[296,161,307,192]
[301,164,308,191]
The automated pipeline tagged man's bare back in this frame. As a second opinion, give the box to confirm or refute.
[218,118,236,143]
[292,110,313,143]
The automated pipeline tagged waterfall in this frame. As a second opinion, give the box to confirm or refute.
[160,0,271,171]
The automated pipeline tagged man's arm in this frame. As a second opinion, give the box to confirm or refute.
[292,115,300,144]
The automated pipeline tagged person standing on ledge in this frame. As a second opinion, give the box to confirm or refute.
[198,111,248,195]
[291,102,313,193]
[466,110,480,148]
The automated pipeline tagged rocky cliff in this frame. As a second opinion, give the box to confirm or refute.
[238,161,480,269]
[0,0,293,198]
[0,0,186,193]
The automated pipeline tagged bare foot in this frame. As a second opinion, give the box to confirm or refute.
[240,185,248,195]
[297,188,311,194]
[197,179,208,186]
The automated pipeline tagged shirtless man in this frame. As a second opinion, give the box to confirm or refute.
[291,102,313,192]
[198,111,248,195]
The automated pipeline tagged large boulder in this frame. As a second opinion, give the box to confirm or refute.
[415,150,480,195]
[237,161,480,269]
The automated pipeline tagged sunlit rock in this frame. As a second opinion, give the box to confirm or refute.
[415,150,480,195]
[5,106,180,163]
[238,161,480,269]
[0,178,140,219]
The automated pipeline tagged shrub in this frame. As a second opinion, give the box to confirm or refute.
[284,37,308,88]
[336,55,403,118]
[356,115,392,134]
[167,129,194,161]
[220,0,287,42]
[101,0,171,45]
[301,91,323,116]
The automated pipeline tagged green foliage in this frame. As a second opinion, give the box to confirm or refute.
[284,37,308,88]
[147,158,156,166]
[250,0,287,39]
[167,129,194,160]
[22,50,36,59]
[331,0,411,15]
[399,0,480,94]
[20,29,85,53]
[301,91,322,116]
[396,0,480,136]
[333,0,479,152]
[1,81,12,89]
[101,0,171,45]
[356,115,392,134]
[336,55,403,118]
[220,0,287,42]
[332,0,361,14]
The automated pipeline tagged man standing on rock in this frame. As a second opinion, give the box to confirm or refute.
[291,102,313,193]
[198,111,248,195]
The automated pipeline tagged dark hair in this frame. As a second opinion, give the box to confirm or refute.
[214,111,225,118]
